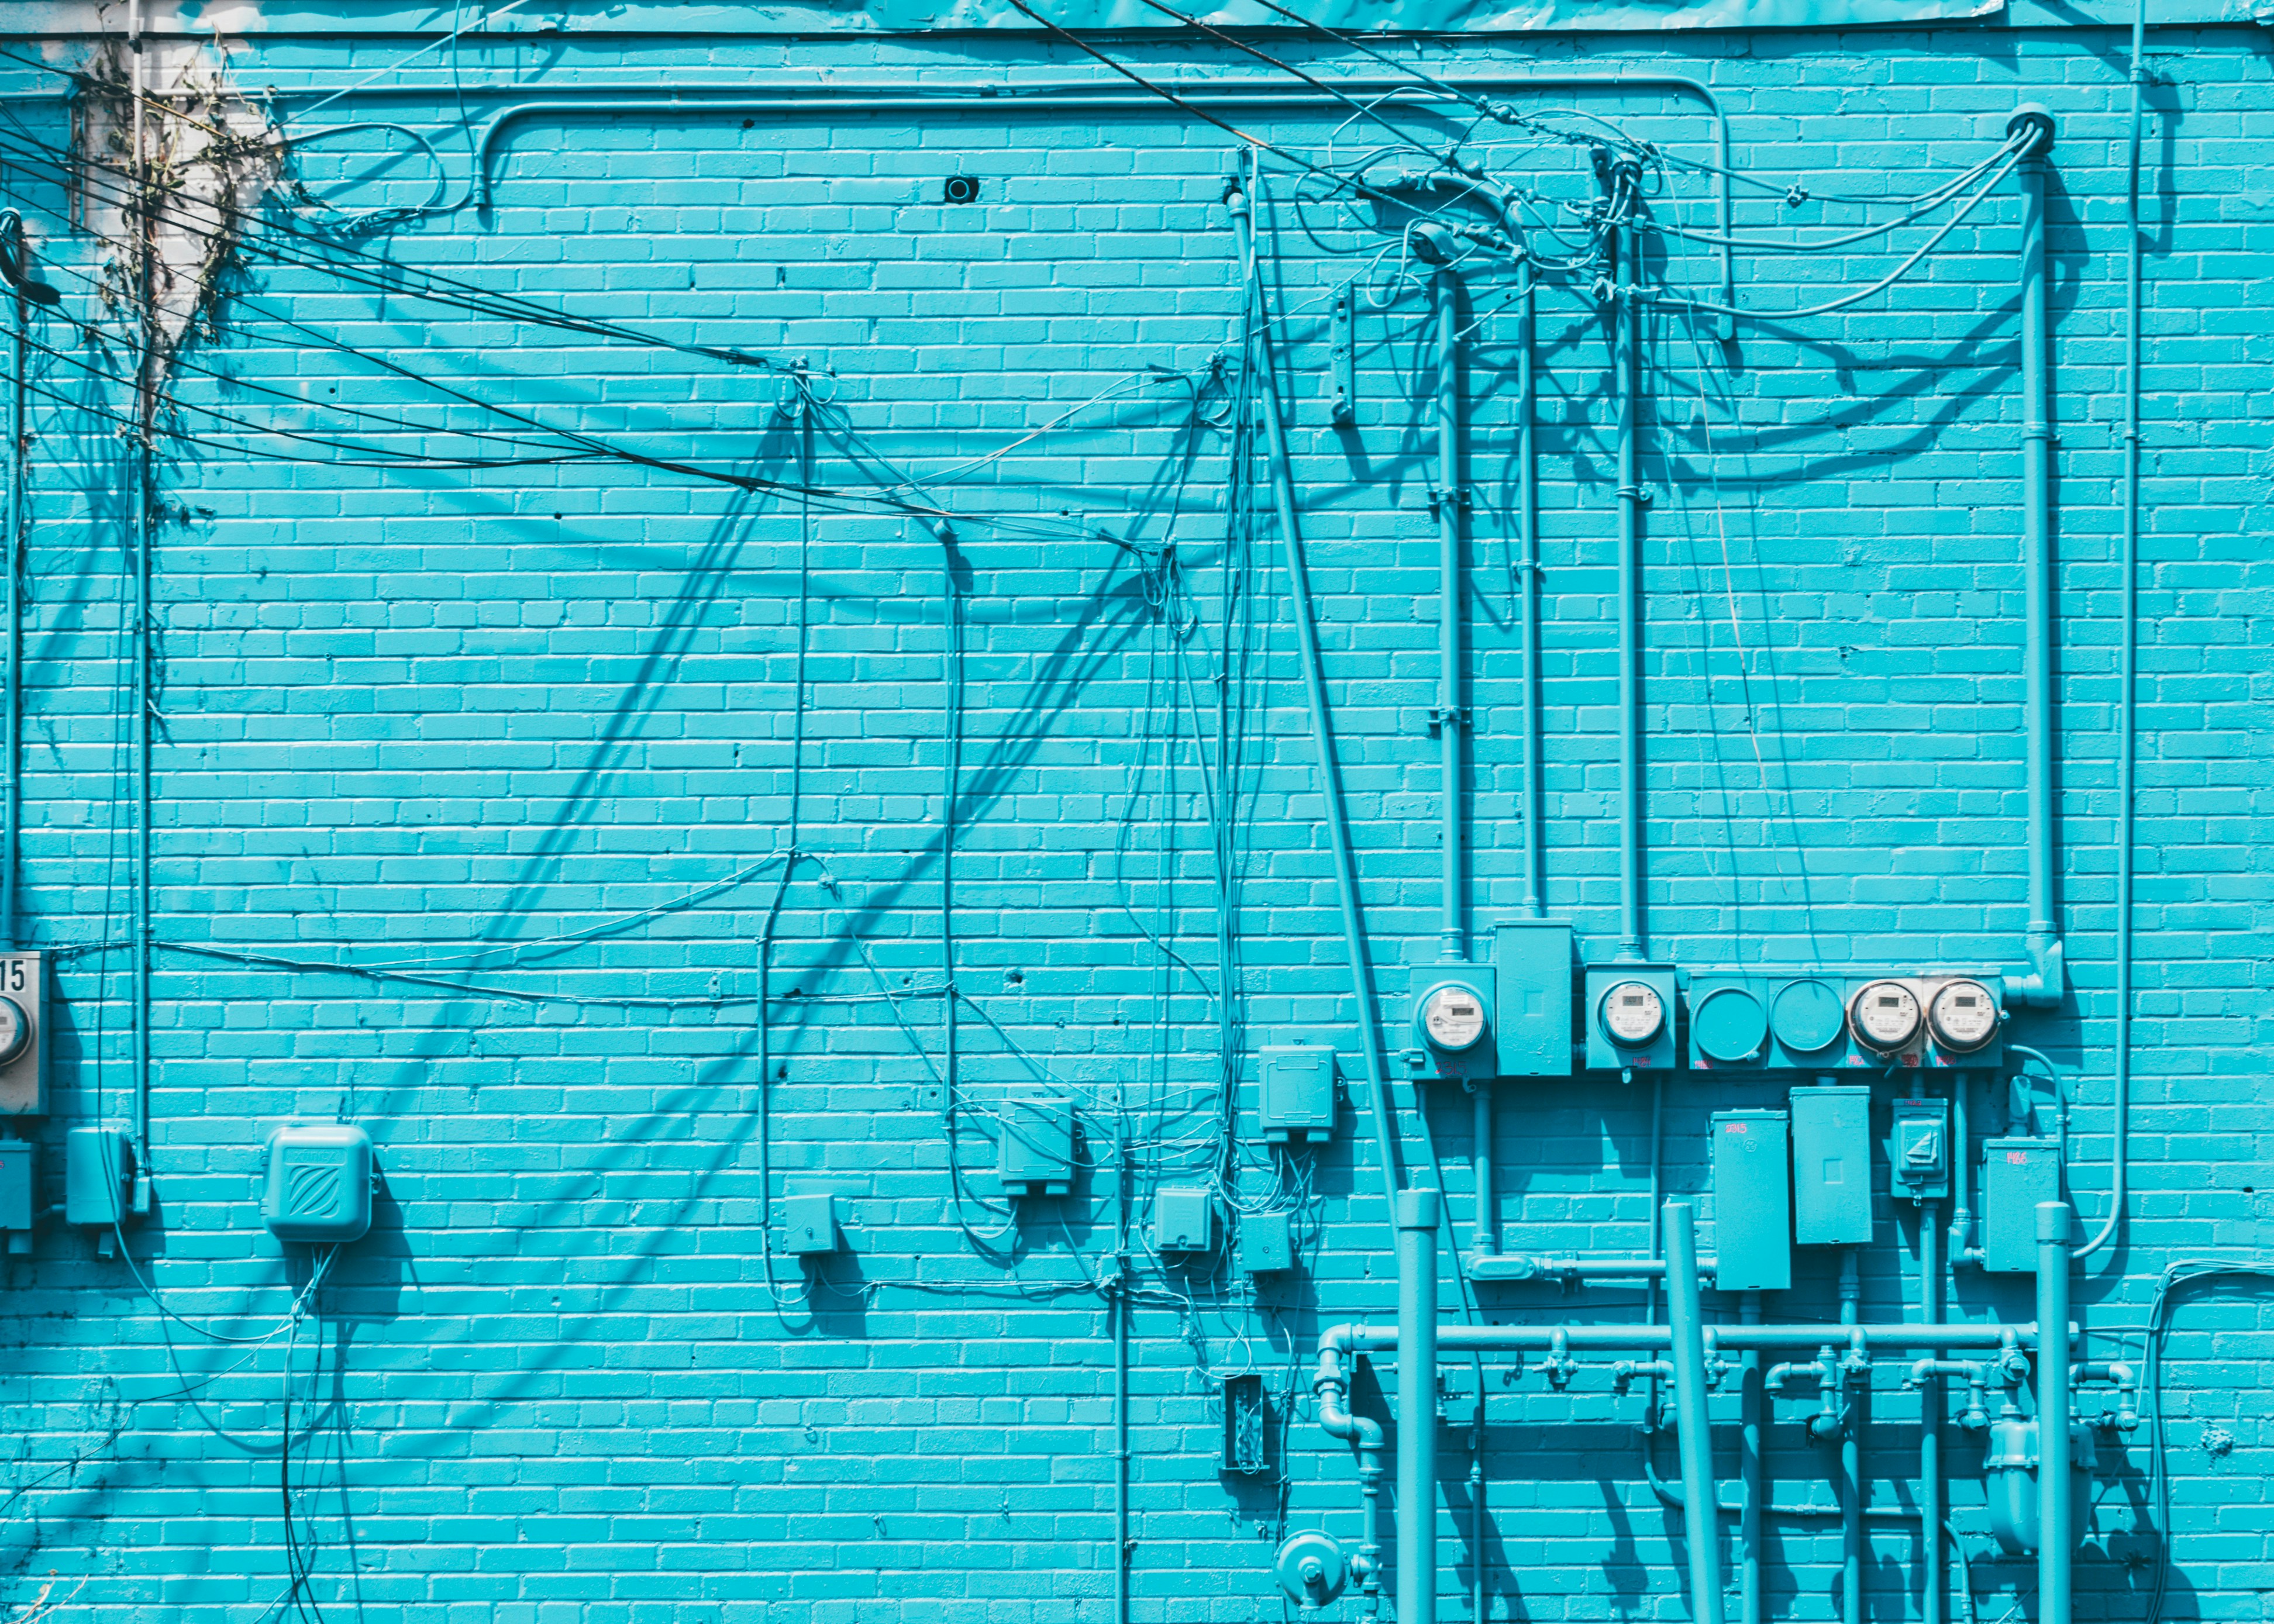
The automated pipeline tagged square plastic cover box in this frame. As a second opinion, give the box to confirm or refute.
[262,1122,375,1243]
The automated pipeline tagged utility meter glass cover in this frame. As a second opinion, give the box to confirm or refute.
[1420,984,1487,1051]
[0,998,28,1067]
[1928,980,1999,1052]
[1600,981,1665,1047]
[1849,981,1920,1051]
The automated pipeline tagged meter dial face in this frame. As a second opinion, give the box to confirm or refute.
[0,995,27,1066]
[1421,984,1487,1051]
[1600,981,1665,1047]
[1928,980,2000,1052]
[1849,981,1921,1051]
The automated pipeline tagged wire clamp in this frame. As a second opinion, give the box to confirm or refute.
[1426,705,1470,732]
[1425,484,1471,516]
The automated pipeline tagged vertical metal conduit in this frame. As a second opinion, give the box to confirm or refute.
[128,0,155,1212]
[1665,1203,1722,1622]
[2,227,22,951]
[1614,247,1645,962]
[1517,263,1544,920]
[1921,1197,1944,1624]
[1738,1292,1762,1624]
[1398,1188,1442,1624]
[2035,1202,2072,1624]
[1433,267,1465,964]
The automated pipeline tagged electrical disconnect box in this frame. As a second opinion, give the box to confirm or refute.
[1890,1097,1951,1204]
[1238,1210,1293,1275]
[0,1139,30,1251]
[1710,1109,1791,1291]
[261,1122,375,1244]
[784,1192,838,1256]
[998,1092,1075,1198]
[1257,1046,1335,1145]
[1790,1087,1873,1246]
[1493,920,1573,1077]
[1584,964,1678,1075]
[64,1128,129,1228]
[1155,1186,1218,1253]
[0,951,46,1116]
[1412,971,1494,1082]
[1982,1137,2062,1273]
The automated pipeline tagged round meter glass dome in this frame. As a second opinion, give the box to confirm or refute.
[1419,984,1487,1051]
[1599,981,1665,1047]
[1849,980,1921,1052]
[1928,980,2000,1052]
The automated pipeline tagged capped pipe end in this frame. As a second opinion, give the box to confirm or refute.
[1396,1187,1441,1231]
[2007,103,2056,154]
[1407,221,1459,267]
[2036,1200,2073,1243]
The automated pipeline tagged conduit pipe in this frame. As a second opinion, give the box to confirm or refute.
[1397,1188,1441,1624]
[128,0,154,1213]
[1921,1194,1945,1624]
[1839,1251,1862,1624]
[1613,232,1646,961]
[1665,1204,1723,1623]
[2008,104,2064,1009]
[1517,263,1544,919]
[1,219,23,949]
[1318,1322,2056,1357]
[1738,1292,1761,1624]
[1431,264,1465,964]
[1228,181,1403,1229]
[2036,1202,2073,1624]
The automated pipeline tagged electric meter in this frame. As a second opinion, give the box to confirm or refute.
[1599,981,1665,1047]
[1419,983,1488,1051]
[1928,980,2000,1053]
[0,997,30,1067]
[1849,980,1921,1052]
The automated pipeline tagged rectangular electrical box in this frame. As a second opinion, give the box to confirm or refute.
[1583,963,1679,1075]
[1982,1136,2062,1273]
[1790,1086,1873,1246]
[1890,1097,1951,1204]
[64,1128,129,1227]
[1257,1046,1336,1145]
[998,1091,1074,1198]
[1710,1109,1791,1292]
[0,1139,30,1234]
[261,1122,375,1243]
[1222,1372,1268,1475]
[1155,1186,1218,1253]
[1494,921,1574,1077]
[1238,1209,1293,1275]
[0,952,46,1116]
[784,1192,838,1256]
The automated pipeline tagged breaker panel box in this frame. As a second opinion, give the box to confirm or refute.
[64,1128,130,1227]
[1790,1087,1873,1246]
[784,1192,838,1256]
[1493,921,1573,1077]
[1890,1097,1951,1204]
[0,1139,30,1236]
[1584,964,1678,1075]
[261,1122,374,1243]
[1155,1186,1218,1253]
[1412,969,1495,1082]
[0,951,46,1116]
[1238,1209,1293,1274]
[1982,1136,2062,1273]
[1711,1108,1791,1292]
[1257,1046,1336,1145]
[999,1092,1075,1198]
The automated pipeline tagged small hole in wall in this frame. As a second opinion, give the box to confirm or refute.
[943,175,980,205]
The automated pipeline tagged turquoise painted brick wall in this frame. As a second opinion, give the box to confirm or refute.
[0,16,2264,1623]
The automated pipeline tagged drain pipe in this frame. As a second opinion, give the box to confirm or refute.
[2035,1202,2072,1624]
[2008,104,2063,1008]
[1230,179,1402,1226]
[1665,1202,1722,1622]
[1613,236,1646,961]
[1398,1188,1441,1624]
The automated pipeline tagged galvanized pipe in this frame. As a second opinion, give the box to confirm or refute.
[1665,1204,1722,1623]
[1433,266,1465,964]
[2036,1202,2072,1624]
[1398,1188,1442,1624]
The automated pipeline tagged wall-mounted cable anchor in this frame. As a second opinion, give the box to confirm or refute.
[1425,705,1470,733]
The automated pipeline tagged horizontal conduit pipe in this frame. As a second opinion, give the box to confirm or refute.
[1325,1322,2058,1355]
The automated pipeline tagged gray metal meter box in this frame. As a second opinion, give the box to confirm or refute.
[998,1092,1074,1198]
[1982,1137,2062,1273]
[1790,1087,1873,1246]
[1238,1209,1293,1274]
[0,1139,30,1235]
[261,1122,374,1243]
[1493,921,1573,1077]
[1890,1097,1951,1203]
[64,1128,130,1227]
[1710,1109,1791,1292]
[1584,964,1678,1074]
[1155,1186,1218,1253]
[784,1192,838,1256]
[0,951,46,1116]
[1257,1046,1335,1145]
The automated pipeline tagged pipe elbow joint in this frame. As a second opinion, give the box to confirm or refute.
[2005,935,2066,1008]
